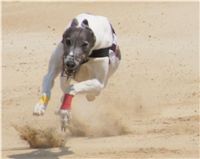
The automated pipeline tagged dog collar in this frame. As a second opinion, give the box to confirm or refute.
[89,43,116,58]
[89,47,109,58]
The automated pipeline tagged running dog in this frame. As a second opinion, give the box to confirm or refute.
[33,13,121,131]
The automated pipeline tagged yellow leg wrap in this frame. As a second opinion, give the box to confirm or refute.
[39,95,49,105]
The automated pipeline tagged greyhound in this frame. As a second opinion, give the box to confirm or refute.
[33,13,121,131]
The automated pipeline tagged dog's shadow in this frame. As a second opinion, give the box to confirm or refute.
[8,147,73,159]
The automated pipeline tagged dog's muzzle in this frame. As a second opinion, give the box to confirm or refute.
[64,64,76,77]
[62,55,88,78]
[63,57,79,78]
[66,60,76,69]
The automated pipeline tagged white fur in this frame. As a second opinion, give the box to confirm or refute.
[68,13,114,51]
[33,14,120,117]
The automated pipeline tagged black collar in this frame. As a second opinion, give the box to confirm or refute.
[81,44,117,64]
[89,47,110,58]
[80,47,110,65]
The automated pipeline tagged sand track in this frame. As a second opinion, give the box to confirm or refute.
[2,2,199,158]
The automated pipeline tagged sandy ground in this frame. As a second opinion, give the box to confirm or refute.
[2,1,200,159]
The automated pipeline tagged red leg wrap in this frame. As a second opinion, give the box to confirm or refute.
[60,94,73,110]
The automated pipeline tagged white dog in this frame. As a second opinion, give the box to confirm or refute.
[33,13,121,131]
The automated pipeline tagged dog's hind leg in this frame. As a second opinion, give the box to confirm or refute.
[108,48,121,77]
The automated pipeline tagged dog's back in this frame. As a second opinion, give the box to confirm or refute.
[67,13,114,51]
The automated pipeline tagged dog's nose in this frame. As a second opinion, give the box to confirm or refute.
[66,61,75,68]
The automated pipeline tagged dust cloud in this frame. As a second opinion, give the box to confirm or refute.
[13,125,67,148]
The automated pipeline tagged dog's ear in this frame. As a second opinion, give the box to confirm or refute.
[70,18,78,27]
[81,19,89,28]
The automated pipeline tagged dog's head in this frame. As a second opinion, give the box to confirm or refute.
[62,18,96,76]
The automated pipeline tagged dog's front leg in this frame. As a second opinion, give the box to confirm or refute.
[71,57,110,95]
[67,79,104,96]
[33,43,64,115]
[58,76,72,131]
[63,57,109,104]
[59,58,109,131]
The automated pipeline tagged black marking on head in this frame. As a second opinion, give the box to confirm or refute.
[62,27,95,53]
[70,18,78,27]
[62,26,96,61]
[81,19,89,28]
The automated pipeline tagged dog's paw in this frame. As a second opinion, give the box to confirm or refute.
[58,109,72,131]
[33,103,46,116]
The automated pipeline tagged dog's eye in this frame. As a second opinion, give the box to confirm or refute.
[65,38,71,46]
[82,41,89,47]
